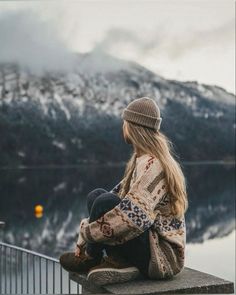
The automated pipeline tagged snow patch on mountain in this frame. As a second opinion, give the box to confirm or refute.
[52,140,66,150]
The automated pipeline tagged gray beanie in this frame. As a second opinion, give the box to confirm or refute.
[122,97,162,131]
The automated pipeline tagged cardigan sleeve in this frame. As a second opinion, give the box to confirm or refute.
[79,159,167,245]
[76,217,89,248]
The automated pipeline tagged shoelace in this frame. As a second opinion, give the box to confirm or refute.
[100,256,110,263]
[97,256,117,266]
[100,255,128,267]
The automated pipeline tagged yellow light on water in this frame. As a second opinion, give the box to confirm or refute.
[34,204,44,218]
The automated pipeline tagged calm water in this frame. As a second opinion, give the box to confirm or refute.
[0,163,235,283]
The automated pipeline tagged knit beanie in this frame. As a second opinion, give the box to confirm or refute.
[122,97,162,131]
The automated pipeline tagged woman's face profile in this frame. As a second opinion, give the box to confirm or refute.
[122,121,132,144]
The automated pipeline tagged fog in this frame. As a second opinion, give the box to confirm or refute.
[0,10,76,73]
[0,1,234,92]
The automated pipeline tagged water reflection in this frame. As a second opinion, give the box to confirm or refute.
[186,229,235,282]
[0,164,235,261]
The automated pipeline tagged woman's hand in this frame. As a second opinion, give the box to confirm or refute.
[75,244,81,257]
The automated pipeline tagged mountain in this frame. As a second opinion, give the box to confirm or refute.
[0,51,235,166]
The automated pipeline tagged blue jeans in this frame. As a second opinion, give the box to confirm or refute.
[85,188,151,278]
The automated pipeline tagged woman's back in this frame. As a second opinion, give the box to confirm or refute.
[117,153,186,279]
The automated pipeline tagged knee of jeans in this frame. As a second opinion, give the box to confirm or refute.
[87,188,107,213]
[87,188,107,202]
[92,192,120,209]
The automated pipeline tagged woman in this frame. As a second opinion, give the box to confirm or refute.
[60,97,188,286]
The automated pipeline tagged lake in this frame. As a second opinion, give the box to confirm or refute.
[0,163,235,284]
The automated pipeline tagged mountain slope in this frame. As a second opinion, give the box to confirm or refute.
[0,51,235,165]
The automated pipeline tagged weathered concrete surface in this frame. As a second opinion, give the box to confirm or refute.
[70,271,108,294]
[70,267,234,294]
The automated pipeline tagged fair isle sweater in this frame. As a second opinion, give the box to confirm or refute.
[77,154,186,279]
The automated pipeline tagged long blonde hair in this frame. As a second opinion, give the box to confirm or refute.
[119,120,188,219]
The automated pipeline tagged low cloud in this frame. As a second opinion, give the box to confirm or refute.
[0,10,131,74]
[0,10,76,73]
[95,19,234,60]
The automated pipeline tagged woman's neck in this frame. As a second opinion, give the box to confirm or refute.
[134,147,146,158]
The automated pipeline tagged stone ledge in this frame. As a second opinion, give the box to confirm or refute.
[70,267,234,294]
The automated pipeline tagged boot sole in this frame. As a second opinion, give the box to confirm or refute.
[87,266,140,286]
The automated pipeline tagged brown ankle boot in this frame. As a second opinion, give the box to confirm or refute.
[59,245,102,274]
[87,253,140,285]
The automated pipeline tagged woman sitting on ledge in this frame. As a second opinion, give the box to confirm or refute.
[60,97,188,286]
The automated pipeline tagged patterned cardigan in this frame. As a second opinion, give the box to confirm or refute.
[77,154,186,279]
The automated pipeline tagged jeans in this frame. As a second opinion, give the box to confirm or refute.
[85,188,151,278]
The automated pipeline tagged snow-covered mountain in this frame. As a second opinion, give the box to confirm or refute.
[0,51,235,166]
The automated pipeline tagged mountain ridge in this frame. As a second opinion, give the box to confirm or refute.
[0,51,235,165]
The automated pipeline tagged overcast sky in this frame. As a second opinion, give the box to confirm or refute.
[0,0,234,93]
